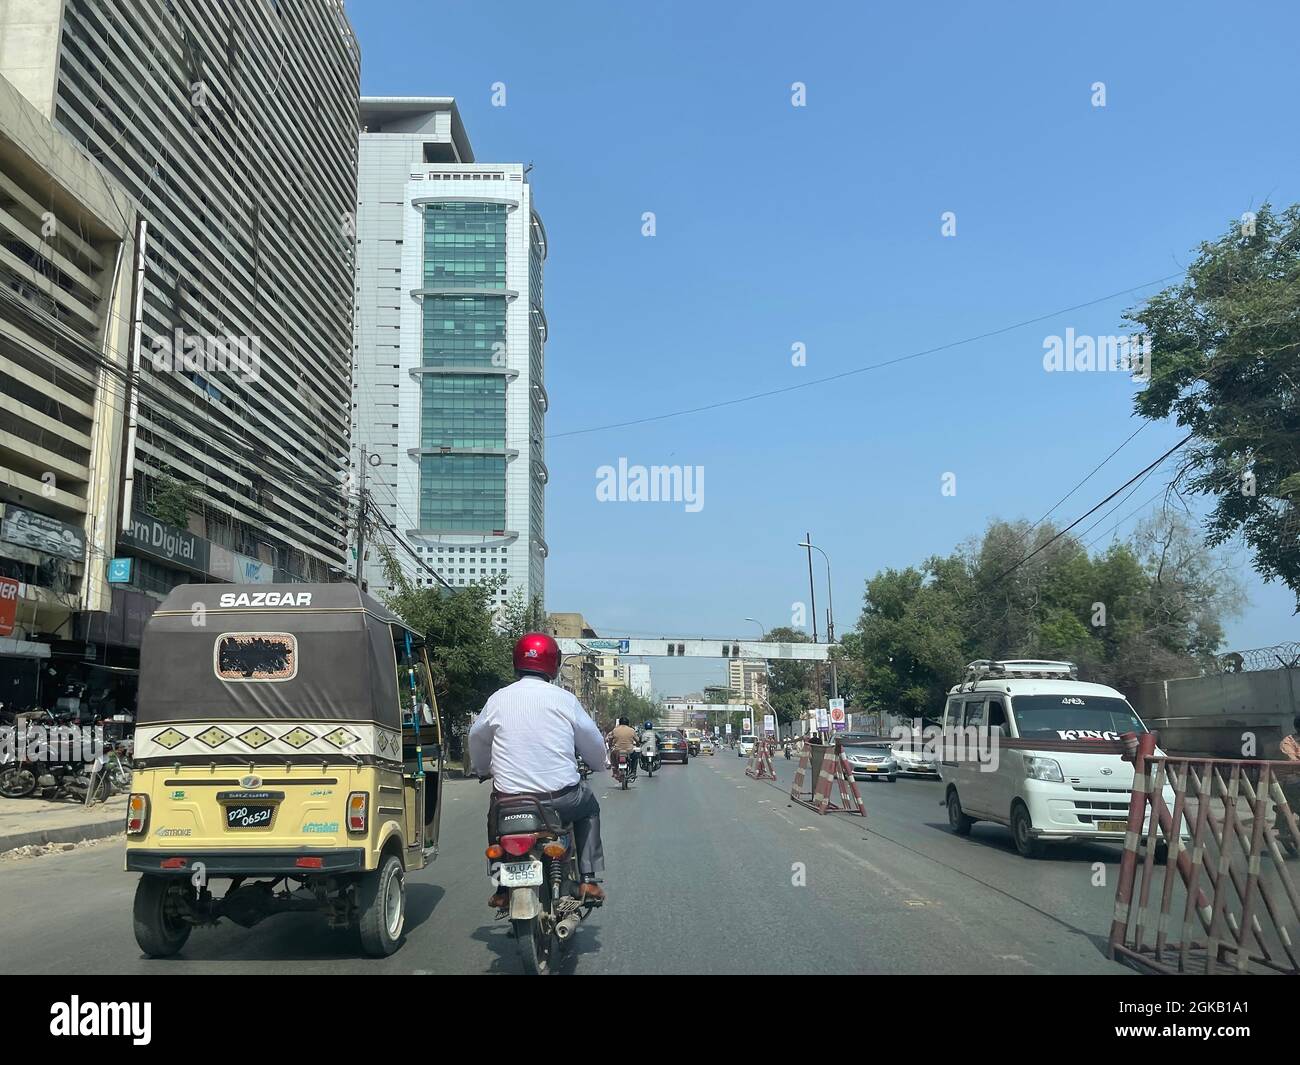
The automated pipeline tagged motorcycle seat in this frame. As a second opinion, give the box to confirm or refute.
[492,794,565,836]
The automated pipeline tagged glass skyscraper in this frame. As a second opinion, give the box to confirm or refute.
[352,99,546,608]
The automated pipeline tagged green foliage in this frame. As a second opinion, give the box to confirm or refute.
[376,545,512,731]
[591,686,659,733]
[762,626,816,724]
[1126,203,1300,607]
[845,515,1241,718]
[147,474,197,528]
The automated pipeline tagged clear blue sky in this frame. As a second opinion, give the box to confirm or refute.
[350,0,1299,696]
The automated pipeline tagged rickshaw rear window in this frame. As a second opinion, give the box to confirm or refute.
[215,633,297,681]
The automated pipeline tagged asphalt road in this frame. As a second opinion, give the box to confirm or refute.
[0,749,1130,974]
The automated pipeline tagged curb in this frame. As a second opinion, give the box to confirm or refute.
[0,815,124,854]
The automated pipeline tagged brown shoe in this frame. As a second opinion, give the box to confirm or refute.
[578,881,605,903]
[488,890,508,909]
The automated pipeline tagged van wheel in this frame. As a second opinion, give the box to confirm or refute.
[1011,803,1043,859]
[357,854,405,956]
[133,875,192,957]
[947,790,973,836]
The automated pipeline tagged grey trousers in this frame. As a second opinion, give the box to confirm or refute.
[489,781,605,877]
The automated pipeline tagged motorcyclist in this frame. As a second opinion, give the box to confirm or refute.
[640,719,658,762]
[606,717,639,779]
[470,633,609,908]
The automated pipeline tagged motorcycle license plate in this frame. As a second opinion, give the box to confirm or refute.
[225,804,273,829]
[499,860,544,888]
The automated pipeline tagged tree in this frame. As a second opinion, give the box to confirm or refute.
[762,626,814,725]
[1126,202,1300,610]
[147,474,197,528]
[376,546,512,733]
[590,686,658,733]
[843,515,1241,716]
[499,586,545,641]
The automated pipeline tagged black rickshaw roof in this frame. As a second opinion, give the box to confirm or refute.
[136,583,419,729]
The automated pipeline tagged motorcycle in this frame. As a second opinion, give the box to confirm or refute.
[611,749,636,789]
[640,749,660,777]
[577,757,592,781]
[783,743,792,760]
[486,787,602,975]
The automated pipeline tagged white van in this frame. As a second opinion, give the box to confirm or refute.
[939,660,1172,859]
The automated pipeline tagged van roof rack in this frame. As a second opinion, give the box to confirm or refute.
[960,659,1077,690]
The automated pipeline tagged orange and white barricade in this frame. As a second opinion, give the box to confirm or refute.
[790,740,865,817]
[746,737,777,780]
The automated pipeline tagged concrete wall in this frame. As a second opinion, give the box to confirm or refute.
[0,0,63,118]
[1134,669,1300,758]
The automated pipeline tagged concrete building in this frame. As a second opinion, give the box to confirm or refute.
[352,98,547,608]
[0,70,137,705]
[594,654,626,696]
[549,611,598,706]
[728,658,768,704]
[1,0,362,602]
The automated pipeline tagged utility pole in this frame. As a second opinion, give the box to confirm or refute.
[803,531,824,732]
[354,446,369,587]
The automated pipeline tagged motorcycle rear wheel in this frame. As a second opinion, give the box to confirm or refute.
[513,916,557,975]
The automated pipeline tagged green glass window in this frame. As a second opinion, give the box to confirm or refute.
[422,202,507,289]
[422,295,507,367]
[419,454,506,532]
[420,375,506,450]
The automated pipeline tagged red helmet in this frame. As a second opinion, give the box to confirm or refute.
[513,632,560,680]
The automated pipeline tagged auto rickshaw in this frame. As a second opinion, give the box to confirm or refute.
[124,583,443,957]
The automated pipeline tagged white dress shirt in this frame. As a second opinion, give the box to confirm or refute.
[469,676,607,795]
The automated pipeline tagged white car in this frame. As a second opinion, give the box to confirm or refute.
[892,738,940,777]
[737,734,757,756]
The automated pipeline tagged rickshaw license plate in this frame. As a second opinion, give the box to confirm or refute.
[226,804,273,829]
[499,860,544,887]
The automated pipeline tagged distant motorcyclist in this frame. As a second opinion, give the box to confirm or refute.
[640,720,659,760]
[607,717,640,778]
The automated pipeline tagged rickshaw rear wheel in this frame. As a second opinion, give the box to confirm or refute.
[133,875,193,957]
[358,854,405,957]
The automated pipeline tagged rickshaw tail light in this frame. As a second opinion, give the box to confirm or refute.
[542,841,567,858]
[501,833,537,856]
[485,844,503,859]
[126,794,149,835]
[347,792,368,832]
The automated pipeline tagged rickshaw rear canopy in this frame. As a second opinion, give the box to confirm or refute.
[137,584,420,730]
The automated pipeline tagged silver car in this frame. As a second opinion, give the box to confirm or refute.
[842,741,897,782]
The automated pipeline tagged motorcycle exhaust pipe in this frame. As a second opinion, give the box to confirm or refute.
[555,914,581,940]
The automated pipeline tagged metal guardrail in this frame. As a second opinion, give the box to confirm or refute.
[1108,732,1300,974]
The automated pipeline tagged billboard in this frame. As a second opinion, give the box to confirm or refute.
[0,506,84,561]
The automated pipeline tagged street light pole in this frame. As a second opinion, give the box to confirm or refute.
[799,540,838,702]
[802,532,823,736]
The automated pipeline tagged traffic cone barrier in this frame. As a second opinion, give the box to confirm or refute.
[790,744,810,799]
[746,737,776,780]
[791,742,866,817]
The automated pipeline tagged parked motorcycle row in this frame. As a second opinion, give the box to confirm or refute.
[0,706,134,805]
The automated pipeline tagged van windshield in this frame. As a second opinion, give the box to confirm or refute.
[1011,694,1147,740]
